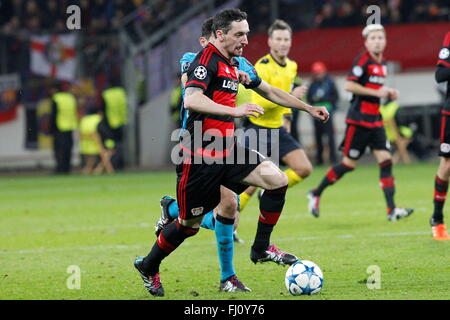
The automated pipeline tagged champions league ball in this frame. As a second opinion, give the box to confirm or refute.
[285,260,324,296]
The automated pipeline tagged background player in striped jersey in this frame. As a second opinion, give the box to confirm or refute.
[430,31,450,240]
[307,24,413,222]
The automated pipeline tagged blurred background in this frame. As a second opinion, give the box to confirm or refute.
[0,0,449,173]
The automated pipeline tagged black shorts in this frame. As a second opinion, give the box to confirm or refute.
[339,124,389,160]
[176,142,265,220]
[439,112,450,158]
[242,123,301,164]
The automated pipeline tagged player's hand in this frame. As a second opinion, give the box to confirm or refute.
[309,106,329,123]
[292,85,308,99]
[388,88,399,101]
[233,103,264,118]
[376,86,391,98]
[238,70,251,85]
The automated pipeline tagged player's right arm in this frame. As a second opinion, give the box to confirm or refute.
[184,87,263,118]
[345,56,397,100]
[184,53,263,118]
[344,81,392,99]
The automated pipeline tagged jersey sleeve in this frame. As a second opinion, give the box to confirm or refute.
[185,54,216,92]
[347,55,367,83]
[180,52,196,74]
[236,57,262,89]
[437,32,450,68]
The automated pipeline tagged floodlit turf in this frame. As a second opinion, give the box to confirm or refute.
[1,162,449,300]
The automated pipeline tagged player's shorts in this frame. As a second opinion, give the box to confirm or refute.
[339,124,389,160]
[176,142,265,220]
[439,112,450,158]
[242,122,302,163]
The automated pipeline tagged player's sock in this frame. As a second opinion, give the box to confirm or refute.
[215,214,235,281]
[200,211,216,230]
[379,160,396,214]
[252,185,287,252]
[142,220,199,275]
[313,163,354,196]
[432,175,448,225]
[167,200,180,220]
[239,192,252,211]
[284,168,303,188]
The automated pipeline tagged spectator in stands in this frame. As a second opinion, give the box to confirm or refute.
[307,61,339,165]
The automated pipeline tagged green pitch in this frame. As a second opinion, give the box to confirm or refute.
[1,162,449,300]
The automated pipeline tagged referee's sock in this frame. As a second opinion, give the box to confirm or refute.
[142,220,199,275]
[215,214,235,281]
[284,168,303,188]
[200,212,216,230]
[313,162,354,196]
[167,200,179,220]
[252,185,287,252]
[239,192,252,211]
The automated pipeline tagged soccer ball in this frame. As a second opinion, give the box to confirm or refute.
[285,260,324,296]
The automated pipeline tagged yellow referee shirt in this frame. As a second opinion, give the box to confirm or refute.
[250,53,298,128]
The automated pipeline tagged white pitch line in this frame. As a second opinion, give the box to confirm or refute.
[0,230,433,255]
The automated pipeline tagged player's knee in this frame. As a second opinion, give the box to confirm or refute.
[219,197,238,218]
[294,163,312,179]
[267,170,288,190]
[257,161,288,190]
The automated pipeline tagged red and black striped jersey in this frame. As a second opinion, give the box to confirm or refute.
[346,51,387,128]
[183,43,240,159]
[437,32,450,113]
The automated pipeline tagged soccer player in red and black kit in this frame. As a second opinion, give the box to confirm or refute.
[430,31,450,240]
[307,24,413,222]
[133,9,329,297]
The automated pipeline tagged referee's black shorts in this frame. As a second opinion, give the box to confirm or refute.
[176,142,265,220]
[242,122,302,164]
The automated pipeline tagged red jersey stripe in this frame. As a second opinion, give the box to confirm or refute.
[199,47,211,65]
[343,125,357,155]
[346,119,384,128]
[185,80,207,90]
[438,60,450,68]
[360,101,380,115]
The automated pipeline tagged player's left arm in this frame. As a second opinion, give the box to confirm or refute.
[252,79,329,122]
[436,34,450,82]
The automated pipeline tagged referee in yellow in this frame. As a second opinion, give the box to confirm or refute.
[240,19,312,210]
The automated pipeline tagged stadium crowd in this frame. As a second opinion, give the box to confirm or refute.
[0,0,205,34]
[242,0,450,33]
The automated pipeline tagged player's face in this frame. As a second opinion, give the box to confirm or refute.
[268,29,292,59]
[221,20,249,57]
[365,31,386,56]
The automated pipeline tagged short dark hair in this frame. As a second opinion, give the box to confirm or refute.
[268,19,292,37]
[201,17,214,38]
[212,8,247,36]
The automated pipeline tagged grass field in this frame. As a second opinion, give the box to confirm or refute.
[1,162,449,300]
